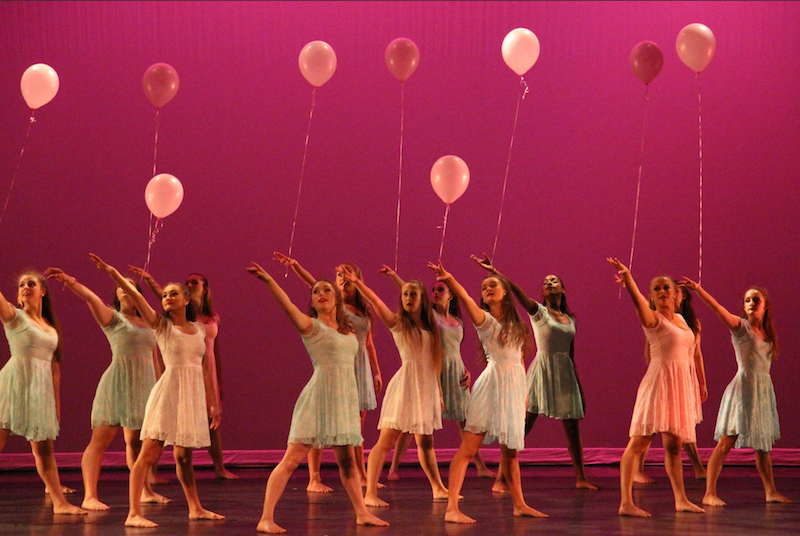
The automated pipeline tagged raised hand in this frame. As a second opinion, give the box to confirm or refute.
[337,264,358,283]
[90,253,114,273]
[128,265,152,280]
[679,277,700,291]
[606,257,629,276]
[470,253,495,273]
[427,260,450,281]
[378,264,396,277]
[273,252,295,267]
[246,262,272,282]
[43,267,71,284]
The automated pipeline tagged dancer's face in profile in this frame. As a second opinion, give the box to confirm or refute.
[311,281,337,315]
[541,275,563,300]
[743,289,766,320]
[480,276,505,306]
[162,284,190,314]
[401,282,422,314]
[649,276,676,313]
[431,281,452,310]
[185,274,206,302]
[335,267,356,301]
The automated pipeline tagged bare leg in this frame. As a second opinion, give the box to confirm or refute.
[501,445,547,518]
[458,421,494,477]
[662,433,704,513]
[257,443,311,533]
[126,438,164,527]
[682,442,706,479]
[173,446,224,520]
[365,428,402,507]
[148,447,169,484]
[619,435,654,517]
[755,449,791,503]
[387,432,412,481]
[0,428,8,452]
[81,425,119,510]
[703,435,735,506]
[355,410,369,485]
[494,411,538,493]
[563,419,597,489]
[331,446,389,527]
[414,434,448,500]
[31,440,86,515]
[125,428,169,504]
[633,442,655,484]
[306,447,333,492]
[209,425,238,479]
[445,431,484,523]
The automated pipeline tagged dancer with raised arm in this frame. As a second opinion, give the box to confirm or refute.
[0,270,86,515]
[273,253,383,491]
[43,267,168,510]
[339,264,448,507]
[607,257,704,517]
[429,260,546,524]
[680,278,790,506]
[246,261,388,533]
[472,255,596,490]
[90,254,224,527]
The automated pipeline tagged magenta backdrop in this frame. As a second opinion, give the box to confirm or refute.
[0,1,798,455]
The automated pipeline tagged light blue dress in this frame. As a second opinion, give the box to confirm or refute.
[346,309,377,412]
[0,309,60,441]
[436,312,469,422]
[464,315,527,451]
[714,319,780,452]
[288,319,362,448]
[526,304,584,419]
[91,311,157,429]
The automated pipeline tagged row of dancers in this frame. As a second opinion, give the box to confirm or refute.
[0,252,790,532]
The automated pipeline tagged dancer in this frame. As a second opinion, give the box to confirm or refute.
[378,265,494,481]
[680,278,791,505]
[246,261,388,533]
[473,256,596,490]
[130,266,237,480]
[43,267,168,510]
[430,260,547,523]
[607,258,704,517]
[273,253,383,492]
[339,264,448,506]
[90,254,224,527]
[0,270,86,515]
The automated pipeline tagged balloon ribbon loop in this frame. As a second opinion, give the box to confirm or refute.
[0,111,36,232]
[438,204,451,262]
[286,87,317,277]
[394,82,406,272]
[141,216,164,283]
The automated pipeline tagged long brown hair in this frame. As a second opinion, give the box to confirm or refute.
[478,275,531,358]
[17,271,63,363]
[396,280,443,375]
[308,279,353,335]
[186,273,216,318]
[743,286,779,360]
[337,263,373,328]
[161,282,197,322]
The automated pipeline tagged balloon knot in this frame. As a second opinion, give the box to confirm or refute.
[29,115,36,124]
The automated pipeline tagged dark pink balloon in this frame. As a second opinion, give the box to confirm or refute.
[143,63,180,108]
[629,41,664,85]
[385,38,420,82]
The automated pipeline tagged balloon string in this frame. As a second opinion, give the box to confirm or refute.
[438,204,451,261]
[0,111,36,232]
[141,217,163,283]
[697,73,703,285]
[153,107,160,177]
[491,76,526,261]
[286,87,317,277]
[394,82,405,272]
[620,84,651,299]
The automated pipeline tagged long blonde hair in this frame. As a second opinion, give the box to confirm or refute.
[396,280,443,375]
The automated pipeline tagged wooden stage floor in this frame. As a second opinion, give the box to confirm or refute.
[1,464,798,535]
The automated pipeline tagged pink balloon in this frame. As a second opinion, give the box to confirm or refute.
[501,28,540,76]
[676,23,716,73]
[145,173,184,219]
[385,38,420,82]
[629,41,664,85]
[20,64,59,110]
[143,63,180,108]
[431,156,470,205]
[299,41,337,87]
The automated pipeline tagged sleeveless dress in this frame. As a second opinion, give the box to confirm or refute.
[287,319,362,448]
[714,319,780,452]
[91,311,157,429]
[377,325,442,435]
[629,312,702,442]
[526,304,584,419]
[0,309,59,441]
[140,319,210,448]
[464,315,527,451]
[200,315,222,401]
[436,312,469,422]
[345,309,377,412]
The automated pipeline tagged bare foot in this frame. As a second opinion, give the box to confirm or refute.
[766,491,792,503]
[126,514,158,527]
[633,472,656,484]
[141,491,172,504]
[257,520,286,533]
[356,511,390,527]
[576,479,599,490]
[702,494,726,506]
[445,509,476,524]
[434,490,461,502]
[513,504,548,518]
[216,468,239,480]
[694,469,707,480]
[492,481,510,494]
[387,470,400,481]
[306,481,333,493]
[675,499,705,513]
[619,503,651,517]
[476,467,496,478]
[53,503,88,515]
[189,508,225,521]
[148,473,169,485]
[81,497,110,511]
[365,495,389,507]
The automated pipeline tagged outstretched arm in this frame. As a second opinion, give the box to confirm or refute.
[607,257,656,328]
[378,264,405,290]
[246,262,313,335]
[91,254,160,328]
[128,265,164,298]
[44,267,115,327]
[428,261,486,326]
[273,252,317,287]
[340,265,398,329]
[0,286,18,324]
[679,277,740,331]
[471,254,538,314]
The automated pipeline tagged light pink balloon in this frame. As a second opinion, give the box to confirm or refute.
[431,156,470,205]
[145,173,184,219]
[299,41,337,87]
[501,28,540,76]
[143,63,180,108]
[629,41,664,85]
[676,23,716,73]
[385,38,420,82]
[20,64,59,110]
